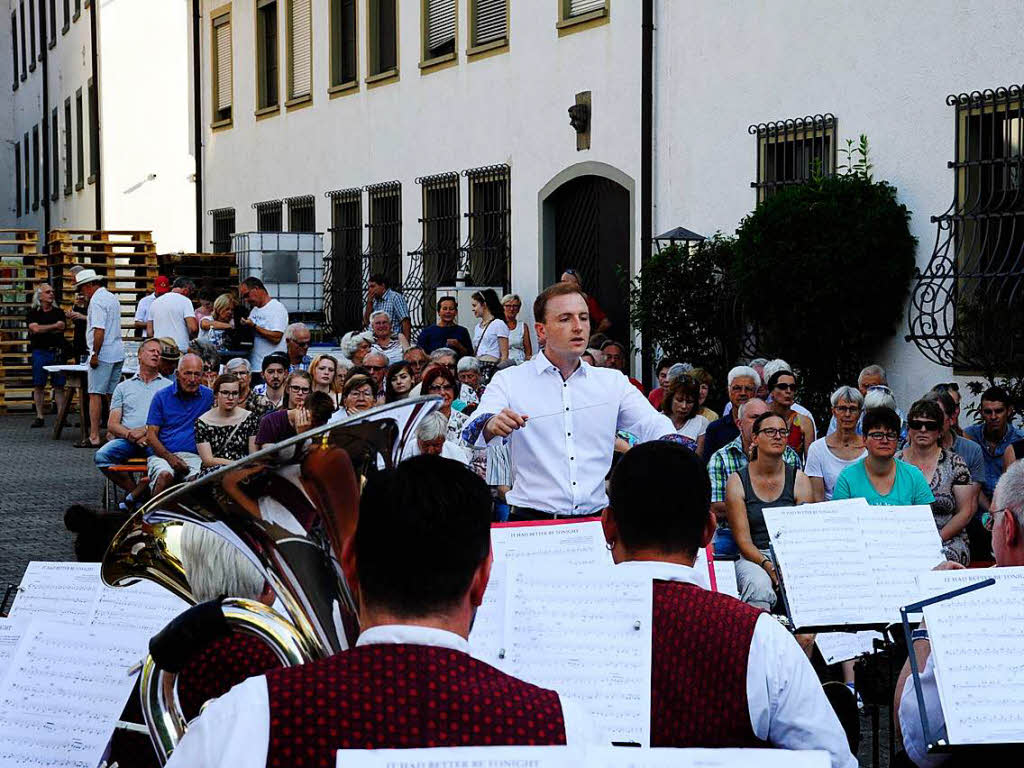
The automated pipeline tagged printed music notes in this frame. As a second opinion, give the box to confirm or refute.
[469,561,507,667]
[0,620,145,768]
[762,501,945,630]
[502,567,653,746]
[917,567,1024,746]
[489,519,612,568]
[592,746,832,768]
[814,631,882,665]
[0,618,26,685]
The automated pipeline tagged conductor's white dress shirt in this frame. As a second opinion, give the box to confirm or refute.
[469,352,676,515]
[164,624,598,768]
[616,560,858,768]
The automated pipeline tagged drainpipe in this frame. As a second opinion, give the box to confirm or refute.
[89,0,101,228]
[639,0,654,389]
[192,0,203,252]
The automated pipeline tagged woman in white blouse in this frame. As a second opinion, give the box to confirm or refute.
[805,386,867,502]
[660,374,709,458]
[501,293,532,363]
[470,289,509,363]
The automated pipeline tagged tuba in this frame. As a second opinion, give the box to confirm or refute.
[101,397,440,763]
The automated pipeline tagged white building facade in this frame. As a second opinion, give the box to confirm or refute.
[191,0,1023,400]
[3,0,196,251]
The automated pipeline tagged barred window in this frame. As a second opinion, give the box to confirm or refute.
[287,194,315,232]
[365,181,402,286]
[63,97,71,195]
[88,78,98,179]
[31,125,39,210]
[908,85,1024,372]
[211,9,232,123]
[749,114,836,203]
[11,12,18,89]
[325,188,364,334]
[50,106,58,199]
[329,0,357,87]
[406,172,460,331]
[470,0,506,49]
[48,0,55,44]
[23,134,29,213]
[423,0,456,62]
[28,0,36,72]
[462,164,510,289]
[368,0,397,77]
[286,0,311,100]
[19,2,26,80]
[14,141,21,217]
[254,199,283,232]
[75,87,84,189]
[210,208,236,253]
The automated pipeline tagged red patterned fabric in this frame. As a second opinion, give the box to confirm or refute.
[265,643,567,767]
[651,580,767,748]
[177,632,282,721]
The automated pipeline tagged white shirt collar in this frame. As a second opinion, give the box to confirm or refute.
[614,559,708,590]
[531,349,588,378]
[356,624,470,653]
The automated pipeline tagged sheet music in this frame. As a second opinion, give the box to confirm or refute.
[692,548,740,598]
[490,520,612,568]
[595,746,831,768]
[92,578,188,636]
[815,631,882,665]
[469,561,508,667]
[917,567,1024,745]
[7,562,102,625]
[0,620,145,768]
[763,501,946,629]
[502,566,653,746]
[0,619,27,686]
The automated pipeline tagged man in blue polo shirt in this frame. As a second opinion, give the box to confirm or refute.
[146,353,214,496]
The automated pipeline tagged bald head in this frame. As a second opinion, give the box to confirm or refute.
[176,353,204,394]
[737,397,769,444]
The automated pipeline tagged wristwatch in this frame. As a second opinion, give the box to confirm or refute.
[911,628,929,642]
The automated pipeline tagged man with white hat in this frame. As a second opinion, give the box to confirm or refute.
[77,269,125,447]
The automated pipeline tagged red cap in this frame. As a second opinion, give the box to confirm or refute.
[154,276,171,295]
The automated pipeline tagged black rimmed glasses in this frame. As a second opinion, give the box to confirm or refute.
[288,385,311,395]
[865,431,900,442]
[755,427,790,439]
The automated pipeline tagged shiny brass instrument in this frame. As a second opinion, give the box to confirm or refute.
[101,397,440,763]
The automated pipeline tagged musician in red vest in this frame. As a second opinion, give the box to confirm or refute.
[601,441,858,768]
[166,454,597,768]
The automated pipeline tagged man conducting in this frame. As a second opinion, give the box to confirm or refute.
[466,281,676,520]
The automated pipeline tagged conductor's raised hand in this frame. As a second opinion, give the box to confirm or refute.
[485,408,528,440]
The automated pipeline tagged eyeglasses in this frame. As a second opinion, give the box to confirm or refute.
[366,365,386,372]
[774,382,798,392]
[981,507,1014,532]
[865,431,900,442]
[834,405,861,414]
[755,427,790,438]
[291,339,310,348]
[219,390,240,399]
[908,419,940,432]
[288,385,311,394]
[428,383,455,393]
[349,389,374,399]
[203,365,216,373]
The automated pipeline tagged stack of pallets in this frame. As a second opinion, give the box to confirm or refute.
[0,230,48,413]
[49,230,158,334]
[157,252,238,300]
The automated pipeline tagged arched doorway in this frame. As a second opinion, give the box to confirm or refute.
[539,166,633,345]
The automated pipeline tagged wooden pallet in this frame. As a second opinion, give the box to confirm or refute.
[0,245,50,413]
[157,252,238,300]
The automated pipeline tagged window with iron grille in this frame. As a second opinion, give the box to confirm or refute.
[329,0,357,87]
[461,164,510,289]
[50,107,58,199]
[14,141,21,217]
[749,114,836,203]
[31,125,39,210]
[11,13,18,89]
[254,199,283,231]
[63,97,71,195]
[210,208,236,253]
[256,0,279,110]
[37,0,45,58]
[287,195,315,232]
[23,134,29,213]
[88,78,98,179]
[470,0,506,49]
[365,181,402,287]
[75,88,84,189]
[368,0,397,77]
[286,0,311,101]
[211,9,232,124]
[908,85,1024,373]
[423,0,456,62]
[406,172,459,331]
[325,188,364,334]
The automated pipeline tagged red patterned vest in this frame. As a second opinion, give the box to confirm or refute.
[651,580,768,748]
[264,643,567,768]
[177,633,282,721]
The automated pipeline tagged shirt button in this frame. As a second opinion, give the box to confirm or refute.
[567,432,572,436]
[565,407,569,411]
[570,457,574,461]
[572,481,576,485]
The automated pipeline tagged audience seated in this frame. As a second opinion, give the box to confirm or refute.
[703,365,761,462]
[661,373,708,456]
[407,411,470,464]
[195,374,261,469]
[340,329,373,367]
[254,370,312,449]
[384,361,414,403]
[805,386,867,502]
[765,369,816,460]
[145,353,215,497]
[965,386,1022,505]
[309,353,343,410]
[368,310,410,364]
[602,442,856,766]
[456,356,483,405]
[284,322,312,372]
[250,352,289,413]
[340,373,377,415]
[402,345,429,382]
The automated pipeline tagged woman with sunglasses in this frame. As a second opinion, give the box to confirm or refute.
[725,412,814,611]
[766,369,815,460]
[254,370,313,449]
[660,374,708,457]
[833,407,934,506]
[195,374,261,469]
[896,399,973,564]
[806,386,868,502]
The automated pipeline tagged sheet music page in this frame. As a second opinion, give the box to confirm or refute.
[592,746,831,768]
[762,503,884,628]
[917,567,1024,745]
[859,505,945,618]
[711,562,740,599]
[503,566,653,746]
[92,578,189,637]
[7,561,102,625]
[468,561,508,668]
[490,520,612,568]
[0,618,27,686]
[337,745,584,768]
[815,631,882,665]
[0,620,146,768]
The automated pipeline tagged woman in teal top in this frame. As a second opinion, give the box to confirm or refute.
[833,406,935,506]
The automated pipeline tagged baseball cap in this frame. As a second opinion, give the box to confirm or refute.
[261,352,290,372]
[154,276,171,295]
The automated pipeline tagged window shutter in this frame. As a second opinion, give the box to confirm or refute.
[215,18,232,111]
[473,0,506,46]
[426,0,455,53]
[568,0,605,16]
[289,0,311,98]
